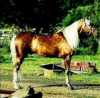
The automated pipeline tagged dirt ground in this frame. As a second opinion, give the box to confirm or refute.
[1,80,100,98]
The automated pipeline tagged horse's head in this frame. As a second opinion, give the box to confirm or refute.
[79,18,97,37]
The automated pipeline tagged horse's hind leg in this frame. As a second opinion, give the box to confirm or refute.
[13,57,23,89]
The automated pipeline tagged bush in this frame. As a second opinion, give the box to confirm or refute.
[75,37,98,55]
[62,3,100,26]
[59,3,100,55]
[0,46,11,63]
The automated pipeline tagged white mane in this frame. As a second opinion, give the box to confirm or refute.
[62,20,80,50]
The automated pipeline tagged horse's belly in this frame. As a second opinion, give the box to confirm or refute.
[31,37,73,57]
[37,46,58,57]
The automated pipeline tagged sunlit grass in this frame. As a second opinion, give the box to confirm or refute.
[0,52,100,98]
[1,53,100,84]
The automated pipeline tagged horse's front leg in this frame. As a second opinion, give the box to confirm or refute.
[64,55,74,90]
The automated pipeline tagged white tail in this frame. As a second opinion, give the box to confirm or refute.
[10,35,17,65]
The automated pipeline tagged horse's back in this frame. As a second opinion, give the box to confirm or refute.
[16,32,34,42]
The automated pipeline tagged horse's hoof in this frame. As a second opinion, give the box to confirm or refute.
[14,87,19,90]
[66,84,74,90]
[68,86,74,90]
[14,85,23,90]
[70,86,74,90]
[19,85,23,89]
[13,86,19,90]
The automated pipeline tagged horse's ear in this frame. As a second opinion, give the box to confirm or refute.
[83,17,86,21]
[84,17,90,22]
[83,17,91,25]
[81,18,86,22]
[83,17,87,21]
[79,18,84,22]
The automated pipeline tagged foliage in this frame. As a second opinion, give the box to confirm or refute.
[75,36,99,55]
[0,48,9,63]
[0,0,100,58]
[62,3,100,26]
[0,0,99,33]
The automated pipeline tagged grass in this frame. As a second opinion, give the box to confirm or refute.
[1,53,100,84]
[0,52,100,98]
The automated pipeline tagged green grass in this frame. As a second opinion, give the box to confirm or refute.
[1,53,100,84]
[0,53,100,98]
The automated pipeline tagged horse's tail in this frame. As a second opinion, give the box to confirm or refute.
[10,35,17,65]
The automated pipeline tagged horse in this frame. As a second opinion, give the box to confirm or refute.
[10,18,96,90]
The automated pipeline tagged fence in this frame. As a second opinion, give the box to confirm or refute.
[0,30,14,47]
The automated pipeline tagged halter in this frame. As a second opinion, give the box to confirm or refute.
[79,18,91,33]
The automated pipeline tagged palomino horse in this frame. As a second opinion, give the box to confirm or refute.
[10,18,96,89]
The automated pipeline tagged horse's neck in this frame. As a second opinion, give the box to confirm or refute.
[69,21,80,31]
[63,21,80,50]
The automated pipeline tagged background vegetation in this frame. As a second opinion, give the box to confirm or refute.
[0,0,99,31]
[0,0,100,61]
